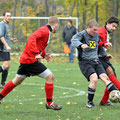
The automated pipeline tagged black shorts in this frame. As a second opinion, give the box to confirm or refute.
[79,59,106,81]
[17,61,51,78]
[99,57,116,76]
[0,52,10,61]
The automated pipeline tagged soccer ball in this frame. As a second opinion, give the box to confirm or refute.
[109,90,120,103]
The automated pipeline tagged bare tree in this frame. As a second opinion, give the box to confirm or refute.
[111,0,119,53]
[95,2,99,22]
[82,0,87,30]
[44,0,49,16]
[69,2,75,16]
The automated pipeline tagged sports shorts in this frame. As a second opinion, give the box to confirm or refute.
[16,61,51,79]
[0,52,10,61]
[79,59,106,81]
[99,57,116,76]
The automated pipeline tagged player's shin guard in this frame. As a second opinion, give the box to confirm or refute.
[109,74,120,90]
[0,80,16,101]
[88,87,96,102]
[100,82,117,104]
[45,82,54,106]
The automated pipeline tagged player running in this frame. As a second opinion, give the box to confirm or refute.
[0,16,62,110]
[71,20,117,108]
[98,16,120,106]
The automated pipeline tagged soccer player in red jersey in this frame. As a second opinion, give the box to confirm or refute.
[0,16,62,110]
[98,16,119,106]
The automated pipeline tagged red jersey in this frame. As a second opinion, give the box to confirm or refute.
[98,27,109,49]
[20,25,52,64]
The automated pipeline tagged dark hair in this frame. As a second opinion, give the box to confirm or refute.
[67,20,72,24]
[105,16,119,25]
[3,11,11,16]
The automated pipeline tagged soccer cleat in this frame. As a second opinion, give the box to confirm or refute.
[86,101,95,108]
[46,102,62,110]
[99,101,114,106]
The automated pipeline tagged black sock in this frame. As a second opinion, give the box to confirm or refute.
[1,70,8,86]
[88,87,96,102]
[0,94,4,100]
[107,82,117,91]
[0,66,3,73]
[47,99,52,102]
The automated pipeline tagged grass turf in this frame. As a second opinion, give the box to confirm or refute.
[0,58,120,120]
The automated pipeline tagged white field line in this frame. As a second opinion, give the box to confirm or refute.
[4,83,85,102]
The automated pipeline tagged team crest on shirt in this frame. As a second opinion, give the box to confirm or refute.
[89,41,96,48]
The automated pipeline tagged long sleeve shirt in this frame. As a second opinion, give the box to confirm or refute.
[71,30,107,61]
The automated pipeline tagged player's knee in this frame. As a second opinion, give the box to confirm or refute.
[46,73,54,83]
[106,66,114,76]
[3,63,10,69]
[90,74,98,85]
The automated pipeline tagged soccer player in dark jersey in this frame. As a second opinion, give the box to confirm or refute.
[71,20,117,108]
[98,16,120,106]
[0,16,62,110]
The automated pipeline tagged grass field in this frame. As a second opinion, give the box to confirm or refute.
[0,57,120,120]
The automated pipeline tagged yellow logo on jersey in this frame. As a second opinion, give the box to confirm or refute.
[89,41,96,48]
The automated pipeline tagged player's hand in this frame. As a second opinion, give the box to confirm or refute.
[11,38,18,42]
[35,54,43,61]
[104,42,112,47]
[81,44,89,49]
[6,46,11,51]
[45,53,51,62]
[106,54,113,59]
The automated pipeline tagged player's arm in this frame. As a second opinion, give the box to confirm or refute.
[71,32,89,49]
[106,54,113,59]
[62,29,67,44]
[0,37,11,51]
[0,24,11,51]
[98,30,112,48]
[45,53,51,62]
[28,29,44,55]
[98,46,107,57]
[99,41,112,47]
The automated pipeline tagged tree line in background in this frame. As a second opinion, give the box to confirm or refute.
[0,0,119,53]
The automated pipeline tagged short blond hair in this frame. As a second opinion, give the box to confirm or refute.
[87,20,99,28]
[48,16,59,26]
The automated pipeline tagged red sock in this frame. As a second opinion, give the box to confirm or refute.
[109,74,120,90]
[100,88,110,104]
[0,80,16,99]
[45,82,54,106]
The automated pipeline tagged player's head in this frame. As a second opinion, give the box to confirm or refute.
[48,16,59,33]
[87,20,99,36]
[3,11,11,23]
[105,16,119,33]
[67,20,72,28]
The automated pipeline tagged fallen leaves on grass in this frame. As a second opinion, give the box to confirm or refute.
[39,102,43,104]
[66,101,71,105]
[5,105,9,108]
[63,92,68,95]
